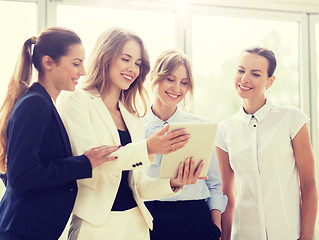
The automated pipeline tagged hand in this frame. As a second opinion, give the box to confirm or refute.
[170,157,207,189]
[84,145,120,168]
[147,124,190,155]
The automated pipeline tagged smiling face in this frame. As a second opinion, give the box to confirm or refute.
[50,43,86,92]
[154,63,190,111]
[108,39,142,92]
[234,52,274,102]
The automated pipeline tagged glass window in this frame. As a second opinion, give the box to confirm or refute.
[56,4,176,66]
[0,1,37,105]
[0,0,37,199]
[191,15,299,122]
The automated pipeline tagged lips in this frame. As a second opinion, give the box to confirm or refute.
[72,78,79,85]
[121,73,134,83]
[166,91,180,100]
[238,84,252,92]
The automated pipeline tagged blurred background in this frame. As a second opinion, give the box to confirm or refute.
[0,0,319,238]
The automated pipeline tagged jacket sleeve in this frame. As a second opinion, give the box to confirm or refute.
[57,91,154,186]
[6,95,91,190]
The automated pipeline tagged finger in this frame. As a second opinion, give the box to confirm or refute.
[188,157,196,181]
[193,160,205,183]
[103,145,121,154]
[176,162,184,180]
[156,124,170,135]
[170,140,189,152]
[103,156,118,162]
[167,128,188,140]
[170,134,190,146]
[198,176,209,180]
[182,158,190,185]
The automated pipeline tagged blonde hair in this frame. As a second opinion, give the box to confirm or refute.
[0,27,82,173]
[81,28,150,117]
[151,49,194,106]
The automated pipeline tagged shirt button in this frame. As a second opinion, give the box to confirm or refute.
[253,125,256,127]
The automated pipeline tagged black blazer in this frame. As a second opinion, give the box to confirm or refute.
[0,83,92,240]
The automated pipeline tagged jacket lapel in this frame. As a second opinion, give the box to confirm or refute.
[29,83,72,156]
[86,89,120,145]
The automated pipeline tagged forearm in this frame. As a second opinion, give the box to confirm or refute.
[300,182,318,240]
[211,209,222,230]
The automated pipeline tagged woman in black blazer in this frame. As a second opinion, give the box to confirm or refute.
[0,27,120,240]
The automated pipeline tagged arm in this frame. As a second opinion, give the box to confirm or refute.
[292,124,318,240]
[206,150,228,231]
[216,146,235,240]
[7,95,91,190]
[58,91,152,173]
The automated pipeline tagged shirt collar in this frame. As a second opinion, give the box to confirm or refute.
[146,106,183,125]
[239,99,273,125]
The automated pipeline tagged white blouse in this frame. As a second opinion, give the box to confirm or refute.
[215,100,309,240]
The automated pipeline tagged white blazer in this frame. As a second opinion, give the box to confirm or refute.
[57,88,176,229]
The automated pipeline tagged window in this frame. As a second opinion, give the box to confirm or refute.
[191,14,299,122]
[0,1,37,104]
[56,4,176,66]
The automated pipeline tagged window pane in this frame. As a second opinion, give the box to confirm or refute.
[192,15,299,122]
[0,1,37,199]
[57,5,176,66]
[0,1,37,105]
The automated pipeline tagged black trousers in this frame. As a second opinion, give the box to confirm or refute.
[145,199,221,240]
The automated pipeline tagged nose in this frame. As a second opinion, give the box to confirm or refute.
[173,82,181,92]
[240,73,249,83]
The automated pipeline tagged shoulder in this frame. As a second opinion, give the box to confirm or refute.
[270,104,308,119]
[14,91,52,116]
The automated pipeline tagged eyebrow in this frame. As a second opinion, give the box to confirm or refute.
[169,74,190,81]
[122,53,142,62]
[238,65,262,73]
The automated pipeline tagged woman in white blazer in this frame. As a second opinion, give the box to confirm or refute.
[57,28,204,240]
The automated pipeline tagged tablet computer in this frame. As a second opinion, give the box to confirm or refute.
[158,122,218,179]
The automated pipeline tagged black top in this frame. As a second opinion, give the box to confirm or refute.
[111,129,138,211]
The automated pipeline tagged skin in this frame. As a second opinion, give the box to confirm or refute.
[151,63,221,229]
[100,40,201,189]
[217,52,318,240]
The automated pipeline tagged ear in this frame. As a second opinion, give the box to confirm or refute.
[42,56,56,71]
[267,75,275,89]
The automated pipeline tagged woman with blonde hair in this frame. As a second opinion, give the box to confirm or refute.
[144,49,227,240]
[58,28,204,240]
[0,27,118,240]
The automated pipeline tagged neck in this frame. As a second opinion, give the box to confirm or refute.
[37,78,59,102]
[242,97,266,114]
[100,86,121,111]
[152,99,177,122]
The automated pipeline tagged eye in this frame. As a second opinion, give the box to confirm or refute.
[73,63,80,67]
[252,73,261,77]
[237,69,245,73]
[122,58,129,62]
[167,78,174,82]
[181,81,189,85]
[135,62,141,67]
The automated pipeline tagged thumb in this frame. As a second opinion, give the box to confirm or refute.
[156,124,169,135]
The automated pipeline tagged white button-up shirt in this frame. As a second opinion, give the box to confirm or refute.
[215,100,309,240]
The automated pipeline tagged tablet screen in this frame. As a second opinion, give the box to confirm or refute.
[158,122,218,179]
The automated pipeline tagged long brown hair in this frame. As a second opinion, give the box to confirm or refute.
[81,27,150,117]
[0,27,82,173]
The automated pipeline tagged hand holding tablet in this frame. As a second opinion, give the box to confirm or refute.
[159,122,218,179]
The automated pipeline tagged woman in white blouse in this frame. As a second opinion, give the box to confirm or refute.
[215,47,318,240]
